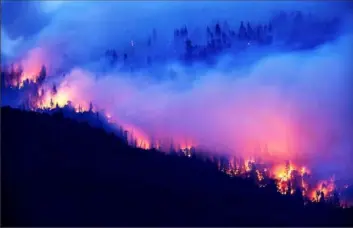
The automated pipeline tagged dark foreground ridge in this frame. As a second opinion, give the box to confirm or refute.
[1,107,352,226]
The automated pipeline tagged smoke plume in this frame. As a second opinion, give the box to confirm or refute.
[2,1,353,181]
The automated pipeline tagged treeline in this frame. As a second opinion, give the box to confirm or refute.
[104,10,341,68]
[1,106,352,226]
[0,11,341,91]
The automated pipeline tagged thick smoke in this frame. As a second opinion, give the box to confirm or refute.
[2,1,353,180]
[57,35,353,180]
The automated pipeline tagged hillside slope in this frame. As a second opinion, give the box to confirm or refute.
[1,107,352,226]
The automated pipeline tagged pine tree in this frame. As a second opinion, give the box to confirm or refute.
[65,100,70,106]
[249,162,258,183]
[119,126,124,138]
[50,98,54,108]
[52,84,57,95]
[111,50,118,66]
[238,21,246,40]
[17,64,23,87]
[185,39,193,61]
[14,67,21,88]
[215,23,221,36]
[133,138,137,148]
[190,146,196,158]
[319,191,325,203]
[256,24,264,43]
[268,22,273,32]
[123,130,129,144]
[169,142,176,155]
[207,26,212,38]
[89,102,93,113]
[247,22,254,40]
[183,26,188,37]
[315,190,321,202]
[38,65,47,84]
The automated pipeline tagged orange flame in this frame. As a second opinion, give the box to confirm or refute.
[7,47,49,88]
[6,53,347,207]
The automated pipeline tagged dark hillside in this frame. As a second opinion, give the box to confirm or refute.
[1,107,352,226]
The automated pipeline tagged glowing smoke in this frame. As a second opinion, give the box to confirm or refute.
[47,33,352,180]
[2,1,353,181]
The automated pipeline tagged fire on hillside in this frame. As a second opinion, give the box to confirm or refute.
[1,62,351,208]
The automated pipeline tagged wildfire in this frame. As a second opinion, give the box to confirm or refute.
[4,47,49,88]
[309,178,336,202]
[1,56,349,208]
[180,145,194,157]
[216,157,345,206]
[245,158,256,172]
[214,156,335,202]
[39,90,70,108]
[256,169,264,181]
[122,124,151,150]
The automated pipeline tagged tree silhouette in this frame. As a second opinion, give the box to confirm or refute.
[319,191,325,204]
[185,39,193,61]
[246,22,254,40]
[123,130,129,144]
[268,22,273,32]
[287,180,293,195]
[38,65,47,84]
[89,102,93,113]
[207,26,212,38]
[50,98,54,108]
[16,64,23,88]
[256,24,264,43]
[215,23,221,36]
[2,107,353,226]
[52,84,57,95]
[238,21,247,40]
